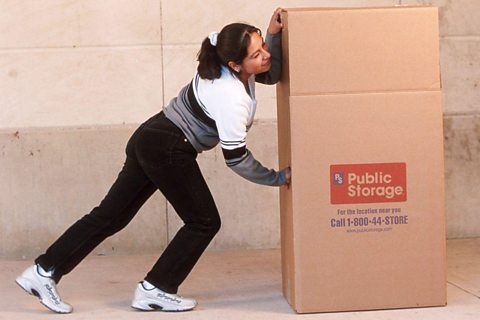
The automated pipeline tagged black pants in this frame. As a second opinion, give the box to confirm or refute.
[35,112,221,294]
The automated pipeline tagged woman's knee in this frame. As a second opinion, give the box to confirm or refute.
[209,216,221,235]
[78,209,130,237]
[190,215,221,237]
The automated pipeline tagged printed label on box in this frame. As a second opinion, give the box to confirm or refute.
[330,163,407,204]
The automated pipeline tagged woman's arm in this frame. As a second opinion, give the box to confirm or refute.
[223,146,287,186]
[255,32,282,85]
[255,8,283,85]
[214,92,287,187]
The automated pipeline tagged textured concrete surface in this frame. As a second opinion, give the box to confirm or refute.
[0,238,478,319]
[0,126,168,258]
[444,116,480,238]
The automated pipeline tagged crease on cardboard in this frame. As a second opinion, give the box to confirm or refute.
[288,88,442,98]
[276,22,296,303]
[284,6,434,13]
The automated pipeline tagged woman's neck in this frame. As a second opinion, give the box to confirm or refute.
[238,72,252,95]
[239,72,250,84]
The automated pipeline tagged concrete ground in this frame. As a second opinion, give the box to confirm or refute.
[0,238,478,320]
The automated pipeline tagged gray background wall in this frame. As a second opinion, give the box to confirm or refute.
[1,0,478,258]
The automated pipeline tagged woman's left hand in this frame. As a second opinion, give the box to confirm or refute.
[267,8,284,35]
[283,166,291,188]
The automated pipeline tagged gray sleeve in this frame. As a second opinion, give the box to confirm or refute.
[223,148,286,186]
[255,32,282,85]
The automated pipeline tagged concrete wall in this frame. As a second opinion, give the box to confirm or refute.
[1,0,478,258]
[429,0,480,238]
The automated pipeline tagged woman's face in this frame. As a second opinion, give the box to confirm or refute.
[240,32,271,75]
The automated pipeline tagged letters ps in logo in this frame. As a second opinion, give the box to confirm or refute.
[333,172,344,185]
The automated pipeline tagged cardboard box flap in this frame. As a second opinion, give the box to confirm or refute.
[282,6,441,95]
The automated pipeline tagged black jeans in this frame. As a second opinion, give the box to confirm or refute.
[35,112,221,294]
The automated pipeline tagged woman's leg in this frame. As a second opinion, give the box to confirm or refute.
[134,115,220,294]
[17,122,161,313]
[143,159,220,294]
[35,126,156,283]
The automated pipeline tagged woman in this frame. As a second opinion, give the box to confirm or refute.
[15,8,290,313]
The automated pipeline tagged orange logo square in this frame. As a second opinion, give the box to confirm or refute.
[330,163,407,204]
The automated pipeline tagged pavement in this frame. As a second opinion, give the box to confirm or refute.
[0,238,478,320]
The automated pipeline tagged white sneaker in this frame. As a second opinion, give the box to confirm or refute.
[131,282,197,312]
[15,265,73,314]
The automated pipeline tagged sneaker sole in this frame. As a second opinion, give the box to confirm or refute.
[131,302,194,312]
[15,278,72,314]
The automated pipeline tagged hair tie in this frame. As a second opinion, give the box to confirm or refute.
[208,32,219,46]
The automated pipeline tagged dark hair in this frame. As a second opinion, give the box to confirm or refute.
[197,23,261,80]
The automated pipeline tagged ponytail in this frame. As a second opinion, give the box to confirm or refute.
[197,23,261,80]
[197,37,222,80]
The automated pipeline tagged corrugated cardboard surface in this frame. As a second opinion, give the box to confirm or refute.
[277,6,446,313]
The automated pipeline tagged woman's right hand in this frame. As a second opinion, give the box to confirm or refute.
[267,8,284,35]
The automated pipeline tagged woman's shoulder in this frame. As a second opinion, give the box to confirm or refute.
[198,70,249,102]
[205,67,240,86]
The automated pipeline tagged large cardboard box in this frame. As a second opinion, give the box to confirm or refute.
[276,6,446,313]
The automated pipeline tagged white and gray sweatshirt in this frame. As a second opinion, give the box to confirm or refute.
[164,32,285,186]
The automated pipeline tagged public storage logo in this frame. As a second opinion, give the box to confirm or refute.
[330,163,407,204]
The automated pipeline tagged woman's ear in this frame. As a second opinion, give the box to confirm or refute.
[227,61,241,73]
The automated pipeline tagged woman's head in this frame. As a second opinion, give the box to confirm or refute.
[197,23,271,80]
